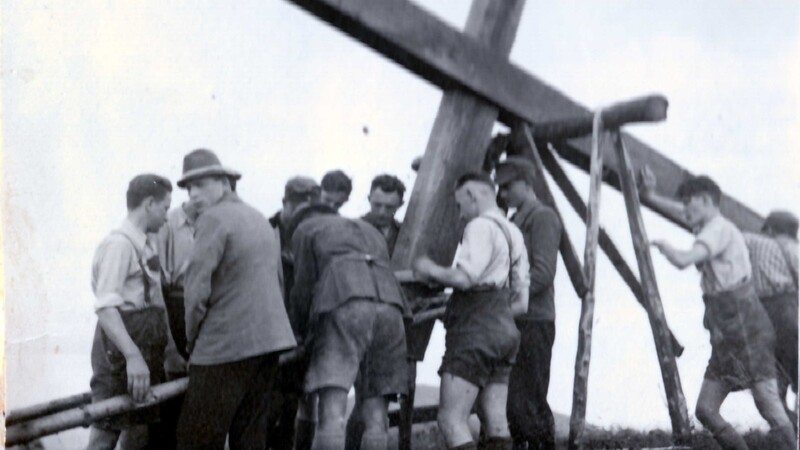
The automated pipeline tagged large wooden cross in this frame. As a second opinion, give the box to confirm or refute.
[285,0,764,447]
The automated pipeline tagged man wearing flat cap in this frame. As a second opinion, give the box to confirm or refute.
[744,210,799,422]
[495,157,562,450]
[174,149,296,449]
[266,175,320,450]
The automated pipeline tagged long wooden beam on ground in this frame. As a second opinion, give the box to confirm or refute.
[283,0,763,232]
[612,131,691,442]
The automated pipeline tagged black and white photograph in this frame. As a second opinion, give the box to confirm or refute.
[2,1,799,449]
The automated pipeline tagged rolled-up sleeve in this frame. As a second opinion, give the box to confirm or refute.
[184,214,227,349]
[93,240,134,311]
[455,220,494,284]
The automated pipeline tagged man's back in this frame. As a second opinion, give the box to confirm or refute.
[291,214,407,337]
[185,192,296,365]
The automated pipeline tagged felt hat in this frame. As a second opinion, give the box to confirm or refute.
[177,149,241,188]
[284,176,320,200]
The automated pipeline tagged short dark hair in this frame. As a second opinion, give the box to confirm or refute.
[455,172,494,191]
[286,202,338,240]
[127,174,172,210]
[370,174,406,201]
[321,170,352,195]
[675,175,721,206]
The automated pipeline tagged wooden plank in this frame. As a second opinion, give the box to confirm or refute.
[534,95,668,141]
[6,378,190,447]
[568,113,606,450]
[536,142,684,356]
[382,3,527,447]
[5,392,92,426]
[283,0,763,232]
[611,131,692,443]
[511,124,588,298]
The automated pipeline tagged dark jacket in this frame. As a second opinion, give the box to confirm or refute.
[291,214,409,341]
[512,198,561,322]
[360,213,401,256]
[185,192,296,365]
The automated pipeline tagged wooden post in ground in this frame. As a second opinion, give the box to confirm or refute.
[389,1,527,449]
[536,142,684,356]
[568,113,606,450]
[611,131,692,443]
[510,124,588,298]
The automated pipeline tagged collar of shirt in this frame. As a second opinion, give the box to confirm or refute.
[117,218,148,253]
[512,197,541,223]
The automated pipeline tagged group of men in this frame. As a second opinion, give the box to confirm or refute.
[85,144,798,450]
[87,148,563,450]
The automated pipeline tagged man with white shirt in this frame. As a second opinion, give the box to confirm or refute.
[88,174,178,450]
[413,172,530,450]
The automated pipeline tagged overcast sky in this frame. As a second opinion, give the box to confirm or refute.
[3,1,799,446]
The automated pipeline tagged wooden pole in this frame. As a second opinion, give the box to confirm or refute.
[5,392,92,426]
[568,112,605,450]
[510,124,588,298]
[533,95,668,141]
[389,2,527,448]
[536,142,684,356]
[5,378,189,447]
[611,131,692,443]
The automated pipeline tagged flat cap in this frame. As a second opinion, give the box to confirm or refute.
[284,176,320,199]
[763,210,799,237]
[494,156,537,186]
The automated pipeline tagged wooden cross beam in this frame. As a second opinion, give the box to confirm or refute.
[284,0,764,232]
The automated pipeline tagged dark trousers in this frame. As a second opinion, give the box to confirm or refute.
[507,321,555,450]
[176,352,279,450]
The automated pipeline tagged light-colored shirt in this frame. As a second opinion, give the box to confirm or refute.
[156,205,195,289]
[454,208,530,292]
[744,232,796,296]
[694,215,751,294]
[92,219,163,311]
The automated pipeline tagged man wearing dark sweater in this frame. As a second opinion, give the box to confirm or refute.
[496,157,562,450]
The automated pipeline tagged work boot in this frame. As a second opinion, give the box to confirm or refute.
[711,424,749,450]
[294,418,317,450]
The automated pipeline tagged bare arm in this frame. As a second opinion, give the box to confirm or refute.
[651,240,710,269]
[412,255,473,291]
[639,166,684,219]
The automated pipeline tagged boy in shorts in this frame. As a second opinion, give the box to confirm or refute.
[413,172,530,450]
[645,172,795,449]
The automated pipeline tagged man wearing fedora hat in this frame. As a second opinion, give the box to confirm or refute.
[174,149,297,450]
[744,210,799,425]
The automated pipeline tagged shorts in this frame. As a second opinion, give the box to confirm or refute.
[702,283,776,391]
[90,306,168,430]
[439,289,520,388]
[305,299,408,399]
[439,329,519,388]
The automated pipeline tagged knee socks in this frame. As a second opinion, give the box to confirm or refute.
[711,424,749,450]
[478,436,513,450]
[359,430,387,450]
[294,417,317,450]
[450,443,478,450]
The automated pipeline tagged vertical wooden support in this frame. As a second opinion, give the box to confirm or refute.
[611,131,692,443]
[391,2,527,448]
[568,113,605,450]
[511,124,588,298]
[537,143,684,356]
